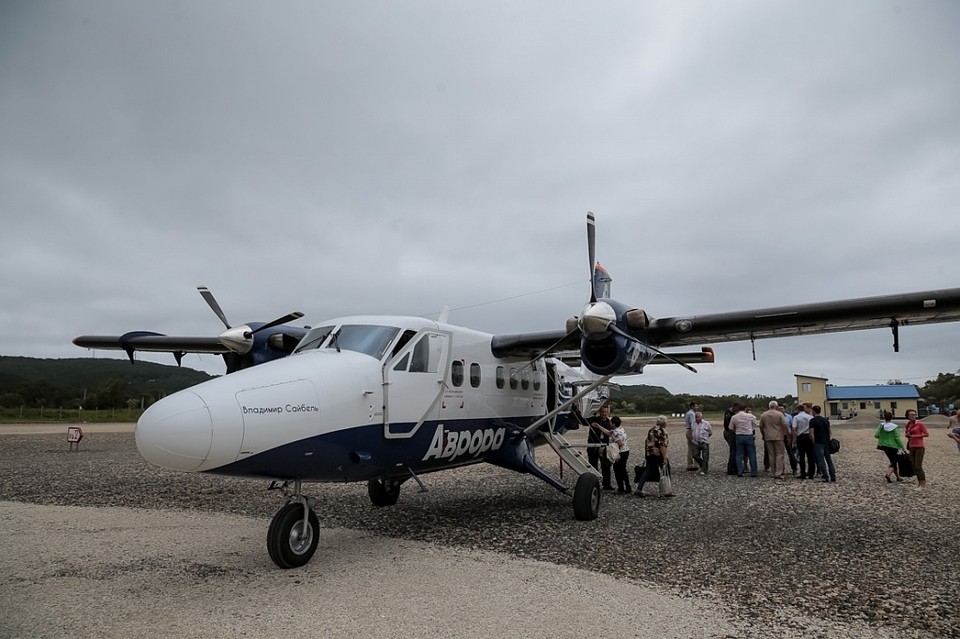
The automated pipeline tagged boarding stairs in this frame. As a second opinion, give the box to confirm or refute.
[539,428,601,479]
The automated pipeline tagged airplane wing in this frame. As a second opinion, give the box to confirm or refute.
[72,333,231,355]
[492,287,960,358]
[643,288,960,348]
[72,287,307,372]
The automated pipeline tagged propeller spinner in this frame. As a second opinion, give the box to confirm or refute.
[197,286,304,355]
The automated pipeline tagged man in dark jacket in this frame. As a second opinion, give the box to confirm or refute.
[587,405,614,490]
[809,405,836,482]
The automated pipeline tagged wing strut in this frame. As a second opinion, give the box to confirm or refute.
[891,319,900,353]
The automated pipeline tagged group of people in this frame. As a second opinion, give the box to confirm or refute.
[581,401,953,498]
[693,400,839,481]
[875,409,931,489]
[584,405,673,497]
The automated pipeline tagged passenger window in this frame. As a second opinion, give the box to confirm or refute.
[521,369,530,390]
[496,366,505,389]
[509,368,518,390]
[451,361,464,387]
[533,370,541,391]
[470,363,481,388]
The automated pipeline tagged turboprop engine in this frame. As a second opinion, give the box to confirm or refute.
[567,299,653,376]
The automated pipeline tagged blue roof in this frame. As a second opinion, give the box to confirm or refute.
[825,384,919,400]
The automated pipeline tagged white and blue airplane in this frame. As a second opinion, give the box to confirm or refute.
[76,214,960,568]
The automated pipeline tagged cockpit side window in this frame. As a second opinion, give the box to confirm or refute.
[410,335,430,372]
[293,326,334,353]
[391,330,417,357]
[390,330,417,371]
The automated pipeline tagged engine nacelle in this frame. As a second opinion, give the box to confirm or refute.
[579,300,655,376]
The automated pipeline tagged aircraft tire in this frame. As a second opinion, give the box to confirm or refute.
[572,473,601,521]
[367,479,401,507]
[267,503,319,569]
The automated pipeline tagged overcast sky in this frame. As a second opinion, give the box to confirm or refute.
[2,1,958,398]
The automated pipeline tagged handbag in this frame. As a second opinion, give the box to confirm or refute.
[829,438,840,454]
[896,452,915,478]
[606,441,621,464]
[658,462,674,497]
[633,462,646,484]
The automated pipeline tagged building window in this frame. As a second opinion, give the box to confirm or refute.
[801,383,812,393]
[451,361,463,387]
[470,363,481,388]
[496,366,505,389]
[891,401,898,410]
[873,402,880,409]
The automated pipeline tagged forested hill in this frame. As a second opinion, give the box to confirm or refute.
[0,356,216,408]
[610,383,671,397]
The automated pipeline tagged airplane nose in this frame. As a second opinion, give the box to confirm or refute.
[136,390,213,472]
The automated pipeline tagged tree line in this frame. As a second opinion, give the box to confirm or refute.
[0,356,214,413]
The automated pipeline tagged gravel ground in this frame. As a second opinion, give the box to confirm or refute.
[1,417,958,638]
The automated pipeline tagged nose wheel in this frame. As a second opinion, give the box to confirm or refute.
[266,481,319,569]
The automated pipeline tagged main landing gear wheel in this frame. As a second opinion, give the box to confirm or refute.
[267,502,319,569]
[367,478,401,507]
[573,473,601,520]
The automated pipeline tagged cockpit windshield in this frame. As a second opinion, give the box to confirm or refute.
[294,324,400,361]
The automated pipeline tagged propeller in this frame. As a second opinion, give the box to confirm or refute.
[198,286,231,330]
[587,211,597,304]
[197,286,304,354]
[574,213,698,374]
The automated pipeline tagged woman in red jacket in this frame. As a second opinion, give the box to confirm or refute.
[904,409,929,490]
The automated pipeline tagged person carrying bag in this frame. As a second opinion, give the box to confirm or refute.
[658,461,673,497]
[634,416,674,498]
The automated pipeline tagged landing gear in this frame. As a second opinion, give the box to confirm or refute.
[572,473,601,520]
[266,480,319,569]
[367,478,401,507]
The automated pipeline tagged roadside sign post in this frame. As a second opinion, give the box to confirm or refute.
[67,426,83,451]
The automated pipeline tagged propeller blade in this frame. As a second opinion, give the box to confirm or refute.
[587,212,597,303]
[608,324,698,373]
[251,312,306,335]
[197,286,231,329]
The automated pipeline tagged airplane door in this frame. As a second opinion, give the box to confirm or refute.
[382,329,451,439]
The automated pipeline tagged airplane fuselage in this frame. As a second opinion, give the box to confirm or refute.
[136,316,556,483]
